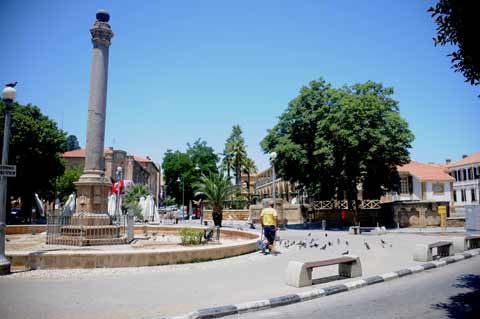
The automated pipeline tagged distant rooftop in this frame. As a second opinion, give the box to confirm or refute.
[398,161,454,182]
[447,152,480,168]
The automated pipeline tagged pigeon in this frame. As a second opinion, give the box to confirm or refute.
[313,243,319,248]
[291,240,296,245]
[345,240,349,246]
[310,238,315,244]
[325,233,328,237]
[307,232,311,237]
[381,239,386,245]
[364,242,370,250]
[341,250,349,255]
[389,243,393,248]
[328,241,333,246]
[6,81,17,88]
[337,238,340,245]
[320,244,327,250]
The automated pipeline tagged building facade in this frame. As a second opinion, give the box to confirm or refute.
[63,147,161,201]
[447,152,480,213]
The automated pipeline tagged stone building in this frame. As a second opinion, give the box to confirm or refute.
[253,167,299,203]
[62,147,161,201]
[447,152,480,214]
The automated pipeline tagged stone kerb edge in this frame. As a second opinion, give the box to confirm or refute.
[6,227,260,269]
[169,249,480,319]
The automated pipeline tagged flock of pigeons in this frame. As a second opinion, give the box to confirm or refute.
[277,232,393,255]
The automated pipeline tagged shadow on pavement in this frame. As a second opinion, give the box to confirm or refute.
[433,274,480,318]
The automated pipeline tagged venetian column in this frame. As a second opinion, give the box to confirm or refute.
[74,10,114,221]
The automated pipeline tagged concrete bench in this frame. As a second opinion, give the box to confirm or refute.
[285,255,362,288]
[349,226,386,235]
[453,235,480,252]
[413,241,453,262]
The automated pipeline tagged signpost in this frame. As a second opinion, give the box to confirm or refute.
[438,205,447,234]
[0,165,16,177]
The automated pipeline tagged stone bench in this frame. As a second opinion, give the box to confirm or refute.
[453,235,480,252]
[285,255,362,288]
[413,241,453,262]
[349,226,386,235]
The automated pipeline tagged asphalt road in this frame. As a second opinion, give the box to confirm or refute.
[225,256,480,319]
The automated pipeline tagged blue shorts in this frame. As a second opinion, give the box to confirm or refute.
[263,226,276,245]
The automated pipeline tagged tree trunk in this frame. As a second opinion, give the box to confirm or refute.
[212,205,223,227]
[247,172,251,203]
[21,193,34,224]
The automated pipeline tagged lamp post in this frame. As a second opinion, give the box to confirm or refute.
[115,166,123,221]
[195,165,203,223]
[270,152,277,209]
[1,83,17,275]
[177,177,184,220]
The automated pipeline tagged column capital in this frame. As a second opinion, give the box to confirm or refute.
[90,18,113,47]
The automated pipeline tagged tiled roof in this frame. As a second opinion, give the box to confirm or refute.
[133,155,151,163]
[63,148,114,157]
[63,149,152,163]
[447,152,480,168]
[398,161,454,182]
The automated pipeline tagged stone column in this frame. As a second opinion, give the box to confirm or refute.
[75,10,114,216]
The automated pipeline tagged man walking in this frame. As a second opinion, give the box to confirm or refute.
[261,203,278,255]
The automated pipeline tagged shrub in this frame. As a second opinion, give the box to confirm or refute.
[178,227,204,245]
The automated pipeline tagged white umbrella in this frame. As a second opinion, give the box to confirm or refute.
[139,196,147,220]
[144,195,157,222]
[34,193,45,217]
[63,193,76,217]
[108,194,116,217]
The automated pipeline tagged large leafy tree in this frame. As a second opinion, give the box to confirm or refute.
[186,139,219,175]
[162,139,218,207]
[0,101,67,221]
[223,125,247,185]
[66,134,81,151]
[194,172,234,227]
[261,79,414,222]
[428,0,479,90]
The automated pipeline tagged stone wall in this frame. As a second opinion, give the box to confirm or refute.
[383,201,450,228]
[203,209,250,221]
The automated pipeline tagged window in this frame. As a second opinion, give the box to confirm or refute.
[461,189,466,202]
[463,169,467,180]
[432,183,444,194]
[472,189,477,202]
[454,170,458,181]
[400,176,409,194]
[453,190,457,202]
[468,168,472,180]
[458,170,462,181]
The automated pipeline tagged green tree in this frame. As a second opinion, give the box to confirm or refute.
[261,79,414,223]
[66,134,81,151]
[0,101,67,221]
[194,172,234,227]
[223,125,247,186]
[186,138,219,176]
[428,1,479,90]
[162,150,195,206]
[163,139,219,208]
[56,166,82,204]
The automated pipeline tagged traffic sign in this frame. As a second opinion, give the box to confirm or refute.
[0,165,16,177]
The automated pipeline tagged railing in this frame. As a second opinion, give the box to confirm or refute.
[46,213,129,246]
[311,199,381,210]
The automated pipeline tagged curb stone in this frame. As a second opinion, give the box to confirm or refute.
[168,249,480,319]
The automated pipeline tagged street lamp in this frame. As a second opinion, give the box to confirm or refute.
[270,151,277,208]
[1,83,17,275]
[177,177,184,220]
[115,166,123,221]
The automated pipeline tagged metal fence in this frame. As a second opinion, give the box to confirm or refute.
[46,213,130,246]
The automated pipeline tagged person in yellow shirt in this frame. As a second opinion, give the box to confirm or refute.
[260,203,278,254]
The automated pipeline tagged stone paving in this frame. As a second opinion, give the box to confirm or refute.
[0,228,472,319]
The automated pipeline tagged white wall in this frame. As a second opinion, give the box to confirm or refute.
[425,181,451,202]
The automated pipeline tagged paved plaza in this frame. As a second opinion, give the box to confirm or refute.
[0,227,474,319]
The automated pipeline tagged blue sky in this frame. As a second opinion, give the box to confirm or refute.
[2,0,478,171]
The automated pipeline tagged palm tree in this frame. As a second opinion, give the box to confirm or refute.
[194,172,234,227]
[241,157,257,202]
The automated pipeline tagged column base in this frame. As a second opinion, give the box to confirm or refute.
[0,258,11,275]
